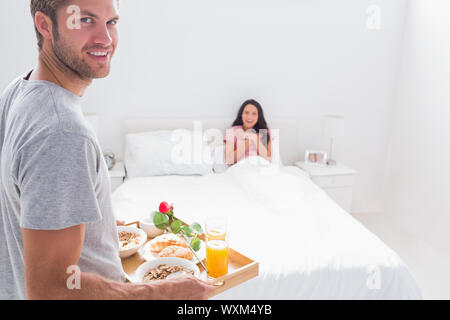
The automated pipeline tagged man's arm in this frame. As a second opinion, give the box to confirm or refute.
[22,225,214,300]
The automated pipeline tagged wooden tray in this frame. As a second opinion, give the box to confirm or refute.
[121,222,259,297]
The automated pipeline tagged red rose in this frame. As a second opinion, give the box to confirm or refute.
[159,202,173,214]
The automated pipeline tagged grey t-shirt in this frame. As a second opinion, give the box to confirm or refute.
[0,72,126,299]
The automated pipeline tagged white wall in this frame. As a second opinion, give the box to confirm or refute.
[0,1,37,81]
[386,0,450,258]
[0,0,408,214]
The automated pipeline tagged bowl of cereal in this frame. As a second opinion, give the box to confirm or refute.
[135,257,200,283]
[117,226,147,259]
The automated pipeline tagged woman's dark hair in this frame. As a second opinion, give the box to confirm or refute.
[232,99,270,146]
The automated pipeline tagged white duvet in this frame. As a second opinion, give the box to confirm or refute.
[112,157,422,299]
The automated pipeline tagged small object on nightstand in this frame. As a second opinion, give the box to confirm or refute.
[104,150,116,170]
[109,161,125,192]
[304,150,328,165]
[321,114,344,166]
[295,161,356,213]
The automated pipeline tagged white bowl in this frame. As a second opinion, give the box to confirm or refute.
[135,257,200,283]
[139,212,164,238]
[117,226,147,259]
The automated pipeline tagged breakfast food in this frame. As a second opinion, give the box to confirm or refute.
[159,245,194,260]
[149,233,188,252]
[118,231,141,250]
[143,264,194,282]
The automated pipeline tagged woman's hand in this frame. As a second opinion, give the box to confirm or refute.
[243,132,259,146]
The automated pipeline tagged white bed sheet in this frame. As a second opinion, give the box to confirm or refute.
[111,158,422,299]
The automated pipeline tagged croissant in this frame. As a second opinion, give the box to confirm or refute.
[159,245,194,260]
[149,233,189,252]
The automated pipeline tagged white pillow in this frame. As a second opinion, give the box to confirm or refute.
[125,130,214,178]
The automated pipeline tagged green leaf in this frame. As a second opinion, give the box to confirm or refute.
[190,222,203,235]
[190,238,201,252]
[153,211,169,230]
[171,220,183,234]
[181,225,194,237]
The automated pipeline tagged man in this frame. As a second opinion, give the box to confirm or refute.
[0,0,214,299]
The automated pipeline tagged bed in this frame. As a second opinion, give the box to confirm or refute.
[111,118,422,299]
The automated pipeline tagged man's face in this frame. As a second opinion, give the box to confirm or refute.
[52,0,119,79]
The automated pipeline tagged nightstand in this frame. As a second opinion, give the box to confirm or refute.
[295,161,357,213]
[108,161,125,192]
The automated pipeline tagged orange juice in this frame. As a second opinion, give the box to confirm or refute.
[206,228,226,241]
[206,240,229,278]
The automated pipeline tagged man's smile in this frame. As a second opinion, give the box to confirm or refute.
[86,50,110,62]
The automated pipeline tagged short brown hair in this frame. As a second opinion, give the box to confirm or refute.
[30,0,70,49]
[30,0,120,49]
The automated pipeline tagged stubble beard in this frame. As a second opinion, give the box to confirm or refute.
[52,28,111,80]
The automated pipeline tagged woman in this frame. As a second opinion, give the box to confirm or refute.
[225,99,272,165]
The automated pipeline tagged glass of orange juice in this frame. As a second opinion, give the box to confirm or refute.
[205,219,229,279]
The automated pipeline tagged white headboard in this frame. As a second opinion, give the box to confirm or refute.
[121,117,302,165]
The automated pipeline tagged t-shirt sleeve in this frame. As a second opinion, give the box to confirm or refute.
[14,132,103,230]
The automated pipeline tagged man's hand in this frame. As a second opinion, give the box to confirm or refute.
[151,274,216,300]
[116,220,125,226]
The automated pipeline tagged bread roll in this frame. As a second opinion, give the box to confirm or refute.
[149,233,188,252]
[159,245,194,260]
